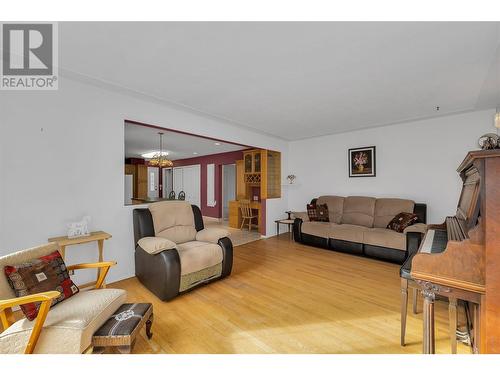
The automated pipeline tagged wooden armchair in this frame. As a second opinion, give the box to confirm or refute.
[0,243,125,354]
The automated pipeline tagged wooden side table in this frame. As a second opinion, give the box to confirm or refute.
[275,219,295,239]
[48,231,112,288]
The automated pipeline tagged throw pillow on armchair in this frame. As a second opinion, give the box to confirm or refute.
[4,250,79,321]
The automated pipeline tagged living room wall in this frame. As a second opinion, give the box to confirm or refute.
[0,76,289,285]
[287,109,496,224]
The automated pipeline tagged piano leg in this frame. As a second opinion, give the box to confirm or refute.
[472,302,481,354]
[400,278,408,346]
[449,297,457,354]
[412,287,418,314]
[422,289,436,354]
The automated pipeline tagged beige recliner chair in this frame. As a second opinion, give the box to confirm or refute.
[133,201,233,301]
[0,242,126,354]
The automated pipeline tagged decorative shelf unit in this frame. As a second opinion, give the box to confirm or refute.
[240,149,281,200]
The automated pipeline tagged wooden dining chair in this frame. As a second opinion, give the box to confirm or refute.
[239,199,258,231]
[168,191,176,200]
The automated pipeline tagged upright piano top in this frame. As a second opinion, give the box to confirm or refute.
[457,149,500,173]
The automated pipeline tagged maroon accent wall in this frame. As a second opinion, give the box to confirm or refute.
[173,150,244,218]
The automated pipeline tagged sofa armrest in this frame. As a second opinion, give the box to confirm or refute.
[291,211,309,222]
[218,237,233,278]
[196,228,230,244]
[404,223,427,260]
[403,223,427,234]
[293,218,303,242]
[138,237,176,255]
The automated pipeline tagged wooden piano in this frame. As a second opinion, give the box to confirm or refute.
[411,149,500,354]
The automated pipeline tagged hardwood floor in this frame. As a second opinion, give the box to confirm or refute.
[110,234,470,354]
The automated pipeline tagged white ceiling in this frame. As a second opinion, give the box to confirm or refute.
[61,22,500,140]
[124,122,247,160]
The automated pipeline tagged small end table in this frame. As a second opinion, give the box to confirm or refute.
[48,231,112,288]
[275,219,295,239]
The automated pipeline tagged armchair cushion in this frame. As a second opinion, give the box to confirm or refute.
[149,201,197,244]
[138,237,176,255]
[176,241,223,276]
[4,250,79,321]
[195,228,230,244]
[0,288,126,354]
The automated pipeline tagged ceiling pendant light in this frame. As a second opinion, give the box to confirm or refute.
[149,132,173,168]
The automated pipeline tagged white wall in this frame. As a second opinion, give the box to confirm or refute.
[287,109,496,224]
[0,77,288,284]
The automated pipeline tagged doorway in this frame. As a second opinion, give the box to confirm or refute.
[172,165,201,207]
[147,167,159,198]
[222,164,236,221]
[162,168,173,197]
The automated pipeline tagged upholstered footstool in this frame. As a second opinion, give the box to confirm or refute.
[92,303,153,354]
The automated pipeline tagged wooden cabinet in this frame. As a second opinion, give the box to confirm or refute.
[243,150,262,174]
[236,160,245,199]
[244,153,253,173]
[136,164,148,199]
[229,200,240,228]
[264,150,281,199]
[241,149,281,200]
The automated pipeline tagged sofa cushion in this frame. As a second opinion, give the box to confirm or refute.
[0,288,126,354]
[301,221,331,238]
[374,198,415,228]
[363,228,406,251]
[329,224,367,243]
[4,250,79,321]
[341,196,376,227]
[149,201,197,244]
[317,196,344,224]
[176,241,223,276]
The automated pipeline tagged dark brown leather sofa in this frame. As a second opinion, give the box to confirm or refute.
[293,196,427,264]
[133,201,233,301]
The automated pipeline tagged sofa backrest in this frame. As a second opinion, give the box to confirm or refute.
[0,242,59,300]
[317,196,344,224]
[149,201,197,244]
[341,196,376,227]
[373,198,415,228]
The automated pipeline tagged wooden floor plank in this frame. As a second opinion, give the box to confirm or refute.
[110,234,470,354]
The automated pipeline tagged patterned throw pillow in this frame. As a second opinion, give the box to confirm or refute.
[307,203,318,221]
[4,251,79,321]
[315,204,330,222]
[387,212,419,233]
